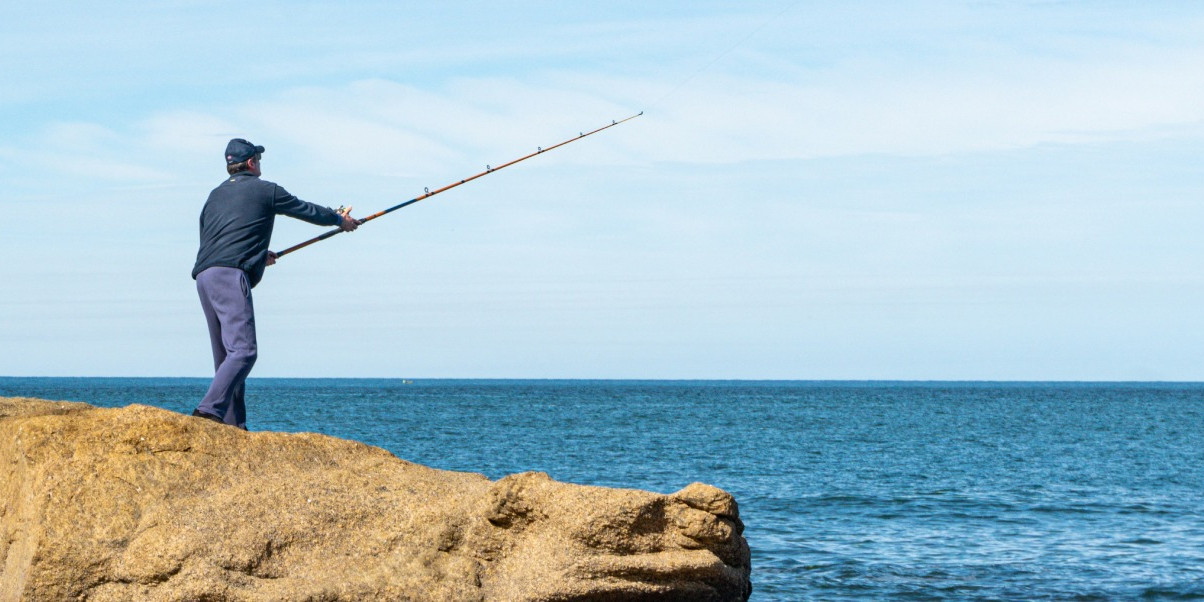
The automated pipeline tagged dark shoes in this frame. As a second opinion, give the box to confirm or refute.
[191,409,224,424]
[190,409,249,431]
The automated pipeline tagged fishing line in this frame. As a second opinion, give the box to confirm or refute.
[644,0,803,114]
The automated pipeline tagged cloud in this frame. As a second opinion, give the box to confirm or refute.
[12,41,1204,197]
[628,44,1204,162]
[139,111,241,157]
[0,122,174,184]
[8,2,1204,177]
[197,38,1204,171]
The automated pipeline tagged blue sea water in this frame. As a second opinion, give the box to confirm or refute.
[2,378,1202,600]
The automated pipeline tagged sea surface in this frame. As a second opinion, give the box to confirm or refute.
[2,378,1202,600]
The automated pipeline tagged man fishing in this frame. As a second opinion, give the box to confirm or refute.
[190,138,359,429]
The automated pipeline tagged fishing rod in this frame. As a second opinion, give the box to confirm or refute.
[274,111,643,259]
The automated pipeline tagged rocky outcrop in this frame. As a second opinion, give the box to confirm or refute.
[0,398,751,601]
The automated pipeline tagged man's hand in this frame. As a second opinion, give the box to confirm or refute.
[266,250,278,266]
[338,206,360,232]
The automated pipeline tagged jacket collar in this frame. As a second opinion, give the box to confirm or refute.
[226,170,260,183]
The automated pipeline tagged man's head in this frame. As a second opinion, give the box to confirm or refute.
[225,138,265,175]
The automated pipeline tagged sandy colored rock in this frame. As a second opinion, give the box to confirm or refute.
[0,397,751,601]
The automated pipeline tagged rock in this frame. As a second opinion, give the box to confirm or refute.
[0,398,751,601]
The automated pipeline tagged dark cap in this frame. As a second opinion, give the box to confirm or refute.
[225,138,265,164]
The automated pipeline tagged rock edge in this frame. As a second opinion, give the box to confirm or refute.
[0,397,751,601]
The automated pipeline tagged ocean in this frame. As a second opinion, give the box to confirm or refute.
[2,378,1202,600]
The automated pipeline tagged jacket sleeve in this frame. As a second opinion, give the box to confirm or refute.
[271,184,341,226]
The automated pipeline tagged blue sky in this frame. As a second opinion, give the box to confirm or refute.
[2,1,1201,379]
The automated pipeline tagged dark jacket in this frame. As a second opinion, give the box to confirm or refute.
[191,172,341,288]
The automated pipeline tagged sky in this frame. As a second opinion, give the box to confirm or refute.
[1,1,1201,380]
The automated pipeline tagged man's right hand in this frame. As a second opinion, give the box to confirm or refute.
[338,206,360,232]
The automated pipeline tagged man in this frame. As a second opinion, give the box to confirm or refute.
[190,138,358,429]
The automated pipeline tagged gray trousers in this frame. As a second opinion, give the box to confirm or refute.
[195,266,257,428]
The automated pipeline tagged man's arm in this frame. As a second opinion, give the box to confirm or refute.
[271,184,358,231]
